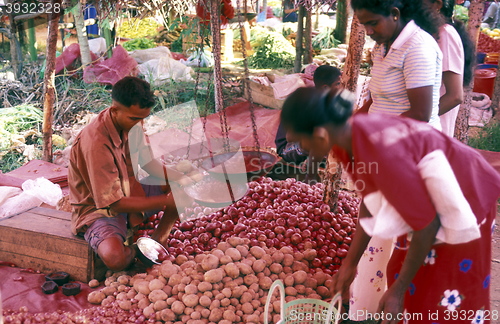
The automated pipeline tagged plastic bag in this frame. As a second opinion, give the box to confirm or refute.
[22,177,63,206]
[0,177,63,220]
[181,48,214,68]
[138,56,194,85]
[0,186,22,206]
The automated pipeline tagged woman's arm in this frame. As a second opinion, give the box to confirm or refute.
[377,215,441,324]
[438,71,463,116]
[330,202,373,299]
[401,86,433,122]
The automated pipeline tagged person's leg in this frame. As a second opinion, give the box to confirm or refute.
[84,214,136,271]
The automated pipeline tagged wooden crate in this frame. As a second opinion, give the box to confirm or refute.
[0,207,107,283]
[245,79,284,110]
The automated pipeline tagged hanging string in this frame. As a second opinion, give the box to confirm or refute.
[186,5,211,159]
[235,0,261,155]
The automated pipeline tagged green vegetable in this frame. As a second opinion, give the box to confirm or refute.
[248,33,295,69]
[123,38,157,51]
[117,18,161,39]
[312,27,340,51]
[454,5,469,23]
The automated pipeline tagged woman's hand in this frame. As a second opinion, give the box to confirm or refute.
[376,285,406,324]
[330,262,357,301]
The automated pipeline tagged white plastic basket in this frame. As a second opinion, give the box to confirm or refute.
[264,280,342,324]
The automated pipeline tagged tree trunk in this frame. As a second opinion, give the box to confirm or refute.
[8,10,21,79]
[42,0,62,163]
[455,0,484,143]
[340,15,365,92]
[303,8,312,64]
[334,0,348,44]
[73,0,92,66]
[294,5,305,73]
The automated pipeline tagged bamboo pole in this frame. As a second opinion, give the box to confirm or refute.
[334,0,348,44]
[27,19,37,62]
[42,0,62,163]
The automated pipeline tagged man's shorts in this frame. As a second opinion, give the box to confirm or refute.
[83,183,164,251]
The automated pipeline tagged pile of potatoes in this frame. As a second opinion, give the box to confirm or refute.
[88,236,334,324]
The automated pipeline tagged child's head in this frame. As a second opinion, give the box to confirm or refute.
[313,65,342,94]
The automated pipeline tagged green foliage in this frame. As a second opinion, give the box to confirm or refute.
[0,105,43,134]
[168,16,207,53]
[0,105,43,173]
[312,27,340,50]
[454,5,469,23]
[468,120,500,152]
[248,33,295,69]
[123,38,157,51]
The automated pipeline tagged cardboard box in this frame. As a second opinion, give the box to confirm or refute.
[0,207,107,282]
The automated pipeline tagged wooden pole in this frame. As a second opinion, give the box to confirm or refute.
[42,0,62,163]
[303,8,312,64]
[8,10,20,79]
[294,5,305,73]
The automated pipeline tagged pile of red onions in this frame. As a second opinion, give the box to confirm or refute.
[2,303,152,324]
[137,177,360,275]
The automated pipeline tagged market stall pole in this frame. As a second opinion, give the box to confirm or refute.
[321,14,366,208]
[42,0,62,163]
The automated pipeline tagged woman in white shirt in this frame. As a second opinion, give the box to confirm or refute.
[355,0,443,130]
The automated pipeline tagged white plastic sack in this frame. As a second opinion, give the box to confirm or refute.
[181,48,214,68]
[0,177,63,220]
[22,177,63,206]
[0,186,22,206]
[88,37,107,57]
[139,56,194,85]
[469,92,493,127]
[129,46,172,64]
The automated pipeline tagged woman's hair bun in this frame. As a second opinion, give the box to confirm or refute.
[324,89,355,125]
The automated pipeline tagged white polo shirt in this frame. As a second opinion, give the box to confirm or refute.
[369,20,443,130]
